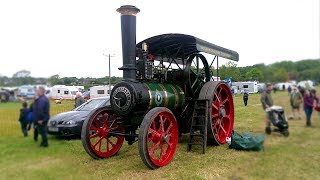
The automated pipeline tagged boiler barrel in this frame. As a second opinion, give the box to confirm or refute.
[110,81,185,116]
[145,83,185,110]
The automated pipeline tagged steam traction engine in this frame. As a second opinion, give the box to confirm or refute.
[81,5,239,169]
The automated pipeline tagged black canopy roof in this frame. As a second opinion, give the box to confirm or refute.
[136,34,239,64]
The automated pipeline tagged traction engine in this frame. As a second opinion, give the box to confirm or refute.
[81,5,239,169]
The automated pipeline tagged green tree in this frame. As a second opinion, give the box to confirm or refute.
[12,70,34,85]
[48,74,61,85]
[245,68,264,81]
[219,62,241,81]
[12,70,31,78]
[272,68,288,82]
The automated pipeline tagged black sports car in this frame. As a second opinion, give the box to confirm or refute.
[48,96,110,137]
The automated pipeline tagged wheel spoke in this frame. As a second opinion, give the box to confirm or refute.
[149,141,160,158]
[220,124,227,134]
[102,115,107,128]
[98,140,102,151]
[165,123,173,134]
[149,128,160,136]
[90,126,99,131]
[217,87,223,97]
[94,117,101,127]
[196,56,199,73]
[93,136,104,147]
[212,113,219,118]
[190,70,197,76]
[151,121,157,131]
[159,115,166,132]
[214,92,221,102]
[159,143,164,160]
[167,142,173,149]
[193,84,201,94]
[192,60,197,67]
[191,78,199,88]
[109,139,115,148]
[222,98,229,105]
[212,102,218,110]
[90,133,99,139]
[106,138,109,151]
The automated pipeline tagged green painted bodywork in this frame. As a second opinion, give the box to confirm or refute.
[144,83,185,110]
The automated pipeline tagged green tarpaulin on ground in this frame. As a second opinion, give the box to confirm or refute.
[229,131,265,151]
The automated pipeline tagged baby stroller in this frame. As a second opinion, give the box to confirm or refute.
[265,106,289,137]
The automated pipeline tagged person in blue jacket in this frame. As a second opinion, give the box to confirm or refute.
[27,100,38,141]
[32,87,50,147]
[18,102,29,137]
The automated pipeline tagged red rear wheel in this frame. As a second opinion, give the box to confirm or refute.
[81,107,124,159]
[138,107,179,169]
[199,81,234,145]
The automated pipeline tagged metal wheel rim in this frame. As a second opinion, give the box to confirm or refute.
[211,83,234,144]
[88,109,124,158]
[146,111,178,167]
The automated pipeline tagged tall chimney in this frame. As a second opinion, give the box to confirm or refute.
[117,5,140,82]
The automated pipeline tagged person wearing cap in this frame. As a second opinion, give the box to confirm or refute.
[260,83,274,134]
[75,92,85,108]
[289,87,303,120]
[33,86,50,147]
[18,101,29,137]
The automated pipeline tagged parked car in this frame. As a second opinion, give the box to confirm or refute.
[48,96,110,137]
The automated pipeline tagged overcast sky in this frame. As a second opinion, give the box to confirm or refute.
[0,0,319,78]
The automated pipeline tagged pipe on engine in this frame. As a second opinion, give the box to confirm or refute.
[117,5,140,82]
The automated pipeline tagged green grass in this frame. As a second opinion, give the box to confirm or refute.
[1,89,320,179]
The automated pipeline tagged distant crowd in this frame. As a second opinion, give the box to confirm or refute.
[18,88,85,148]
[259,84,319,134]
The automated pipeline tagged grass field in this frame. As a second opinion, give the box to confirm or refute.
[1,89,320,179]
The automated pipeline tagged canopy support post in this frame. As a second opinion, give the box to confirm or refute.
[216,56,219,81]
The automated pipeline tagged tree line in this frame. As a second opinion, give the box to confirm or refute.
[0,71,122,90]
[1,58,319,87]
[218,59,320,83]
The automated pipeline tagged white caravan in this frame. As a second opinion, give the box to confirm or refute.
[233,81,259,94]
[90,85,113,99]
[50,85,79,100]
[297,80,314,89]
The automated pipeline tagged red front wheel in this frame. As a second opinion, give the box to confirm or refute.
[81,107,124,159]
[138,107,179,169]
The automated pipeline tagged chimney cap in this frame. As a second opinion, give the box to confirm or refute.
[117,5,140,16]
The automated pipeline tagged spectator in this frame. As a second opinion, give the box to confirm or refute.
[289,87,303,120]
[261,83,274,134]
[273,86,277,93]
[298,86,305,96]
[287,86,292,95]
[27,100,38,141]
[243,90,249,106]
[75,92,85,108]
[33,86,50,147]
[18,102,29,137]
[303,89,319,127]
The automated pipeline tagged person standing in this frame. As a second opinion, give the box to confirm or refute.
[287,86,292,95]
[33,87,50,147]
[261,84,274,134]
[243,90,249,106]
[289,87,303,120]
[75,92,85,108]
[303,89,318,127]
[18,102,29,137]
[27,100,38,141]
